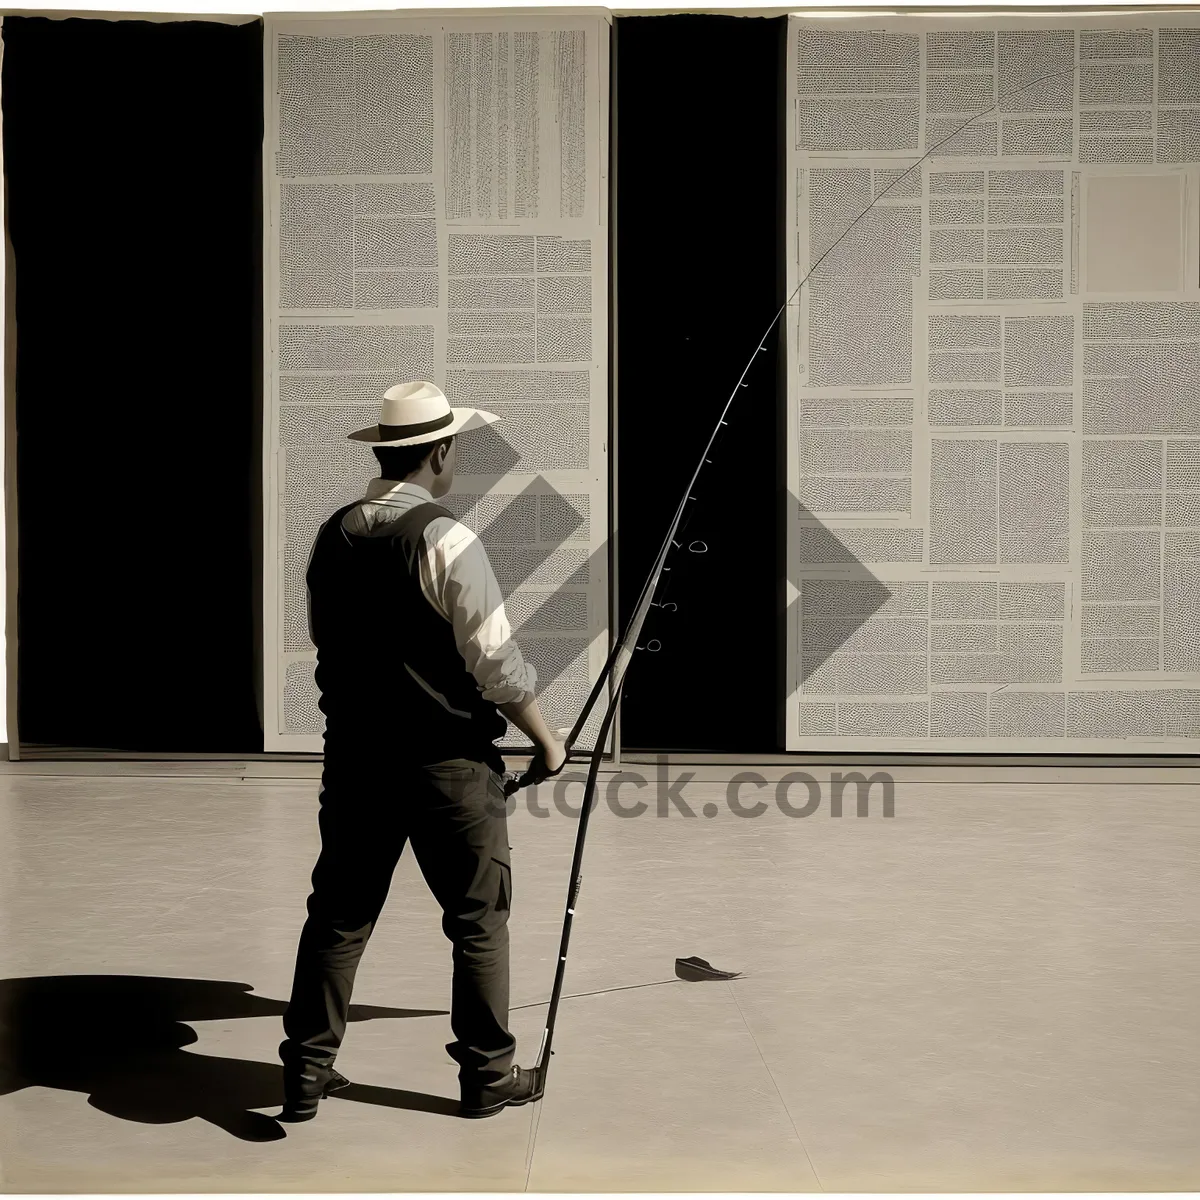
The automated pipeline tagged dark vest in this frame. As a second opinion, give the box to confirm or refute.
[306,499,508,774]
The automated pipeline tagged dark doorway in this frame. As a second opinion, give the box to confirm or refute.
[3,16,265,752]
[612,15,787,752]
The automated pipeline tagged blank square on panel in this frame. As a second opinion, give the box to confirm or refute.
[1084,174,1183,294]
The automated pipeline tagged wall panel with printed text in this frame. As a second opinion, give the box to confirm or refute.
[263,12,611,753]
[786,12,1200,751]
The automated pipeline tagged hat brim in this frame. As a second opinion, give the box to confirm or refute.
[347,407,500,447]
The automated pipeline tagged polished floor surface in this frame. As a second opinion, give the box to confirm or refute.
[0,763,1197,1191]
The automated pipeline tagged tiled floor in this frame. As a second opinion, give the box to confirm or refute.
[1,765,1197,1191]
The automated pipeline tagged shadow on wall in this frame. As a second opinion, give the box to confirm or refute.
[0,975,456,1141]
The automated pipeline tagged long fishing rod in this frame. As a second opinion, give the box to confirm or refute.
[511,61,1081,1095]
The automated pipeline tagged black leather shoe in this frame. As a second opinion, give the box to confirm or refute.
[278,1062,350,1123]
[459,1065,544,1119]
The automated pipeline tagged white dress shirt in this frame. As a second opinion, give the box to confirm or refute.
[325,478,537,706]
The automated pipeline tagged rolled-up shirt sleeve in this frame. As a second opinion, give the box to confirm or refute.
[418,516,537,705]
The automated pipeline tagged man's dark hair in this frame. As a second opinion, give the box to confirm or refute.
[372,436,452,481]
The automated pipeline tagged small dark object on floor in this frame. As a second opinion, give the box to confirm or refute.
[674,956,742,982]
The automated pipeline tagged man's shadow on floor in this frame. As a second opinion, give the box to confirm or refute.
[0,975,460,1142]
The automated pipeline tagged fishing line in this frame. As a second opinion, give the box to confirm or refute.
[510,977,681,1011]
[517,61,1082,1094]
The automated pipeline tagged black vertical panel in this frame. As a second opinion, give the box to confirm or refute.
[614,16,786,752]
[3,16,264,752]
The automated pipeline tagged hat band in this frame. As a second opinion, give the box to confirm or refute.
[378,410,455,440]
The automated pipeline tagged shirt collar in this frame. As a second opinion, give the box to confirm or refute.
[364,478,434,504]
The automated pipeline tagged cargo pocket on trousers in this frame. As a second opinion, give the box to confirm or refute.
[492,857,512,913]
[422,760,475,780]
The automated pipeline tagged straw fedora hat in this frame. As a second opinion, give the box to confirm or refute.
[347,380,500,447]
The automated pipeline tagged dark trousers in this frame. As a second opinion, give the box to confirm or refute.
[280,757,516,1085]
